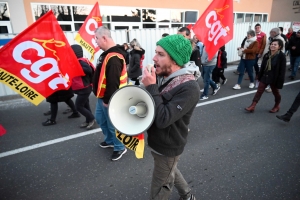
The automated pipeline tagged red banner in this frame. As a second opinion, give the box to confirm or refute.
[193,0,233,60]
[0,11,84,105]
[75,2,102,61]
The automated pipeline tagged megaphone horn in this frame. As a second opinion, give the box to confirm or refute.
[108,85,155,136]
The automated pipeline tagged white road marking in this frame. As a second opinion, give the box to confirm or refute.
[196,79,300,107]
[0,128,102,158]
[0,78,299,159]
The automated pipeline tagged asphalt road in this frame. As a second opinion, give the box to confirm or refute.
[0,66,300,200]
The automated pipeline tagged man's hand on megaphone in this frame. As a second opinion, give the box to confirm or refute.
[142,66,156,87]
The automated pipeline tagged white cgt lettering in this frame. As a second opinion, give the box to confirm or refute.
[85,18,99,48]
[12,41,70,90]
[205,11,230,45]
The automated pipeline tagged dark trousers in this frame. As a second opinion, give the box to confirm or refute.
[253,54,260,75]
[75,93,94,123]
[50,99,77,121]
[288,91,300,114]
[212,67,226,83]
[253,82,281,104]
[131,77,140,85]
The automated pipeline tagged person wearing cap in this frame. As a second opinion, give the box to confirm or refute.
[142,34,199,200]
[70,44,96,129]
[287,30,300,80]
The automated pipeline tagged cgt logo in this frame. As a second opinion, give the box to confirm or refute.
[205,5,230,45]
[86,16,101,49]
[12,39,70,90]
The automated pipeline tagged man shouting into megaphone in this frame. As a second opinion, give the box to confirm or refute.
[142,34,200,200]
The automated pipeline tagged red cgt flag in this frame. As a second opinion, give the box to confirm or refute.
[75,2,102,61]
[193,0,233,60]
[0,11,84,106]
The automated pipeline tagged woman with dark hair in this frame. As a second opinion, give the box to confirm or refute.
[245,39,286,113]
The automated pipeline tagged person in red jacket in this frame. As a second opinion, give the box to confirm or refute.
[71,44,95,129]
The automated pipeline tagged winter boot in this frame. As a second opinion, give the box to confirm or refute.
[245,102,257,112]
[276,112,293,122]
[269,103,280,113]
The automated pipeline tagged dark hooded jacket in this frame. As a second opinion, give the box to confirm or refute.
[128,48,145,79]
[92,45,127,104]
[71,44,93,95]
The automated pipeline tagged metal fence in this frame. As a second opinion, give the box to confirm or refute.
[0,21,292,97]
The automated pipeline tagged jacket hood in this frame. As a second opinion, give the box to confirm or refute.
[130,48,145,56]
[101,44,127,58]
[157,64,200,87]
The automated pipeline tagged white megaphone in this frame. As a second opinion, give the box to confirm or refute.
[108,85,155,136]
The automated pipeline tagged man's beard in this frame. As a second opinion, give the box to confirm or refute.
[156,63,172,77]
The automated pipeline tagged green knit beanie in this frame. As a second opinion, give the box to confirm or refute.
[156,34,192,67]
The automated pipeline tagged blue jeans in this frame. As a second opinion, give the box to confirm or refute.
[237,59,255,84]
[95,98,125,151]
[290,56,300,77]
[201,65,218,97]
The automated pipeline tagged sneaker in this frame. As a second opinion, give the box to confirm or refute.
[200,96,208,100]
[222,79,227,85]
[80,122,88,128]
[111,148,127,161]
[63,108,72,114]
[233,71,240,75]
[249,83,255,88]
[179,194,196,200]
[233,84,241,90]
[43,110,51,116]
[265,88,272,93]
[99,142,114,148]
[200,89,204,92]
[86,120,96,129]
[42,119,56,126]
[68,112,80,118]
[212,86,220,95]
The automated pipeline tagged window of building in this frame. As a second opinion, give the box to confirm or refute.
[0,26,8,33]
[245,14,253,22]
[50,5,72,21]
[185,11,197,23]
[72,5,92,21]
[31,4,197,31]
[110,7,141,22]
[156,9,170,22]
[254,14,262,22]
[0,2,12,33]
[171,10,183,23]
[236,13,244,23]
[142,9,156,22]
[263,14,268,22]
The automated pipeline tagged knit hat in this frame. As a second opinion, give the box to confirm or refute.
[270,28,280,35]
[156,34,192,67]
[71,44,83,58]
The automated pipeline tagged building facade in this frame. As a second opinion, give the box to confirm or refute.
[0,0,273,34]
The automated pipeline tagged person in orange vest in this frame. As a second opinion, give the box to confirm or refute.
[93,26,128,161]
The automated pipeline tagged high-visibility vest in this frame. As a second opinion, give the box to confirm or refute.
[96,52,127,98]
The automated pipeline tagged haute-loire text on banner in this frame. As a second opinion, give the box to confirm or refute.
[0,11,84,106]
[75,2,102,61]
[193,0,233,60]
[116,131,145,159]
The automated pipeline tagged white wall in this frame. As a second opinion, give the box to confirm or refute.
[0,22,292,97]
